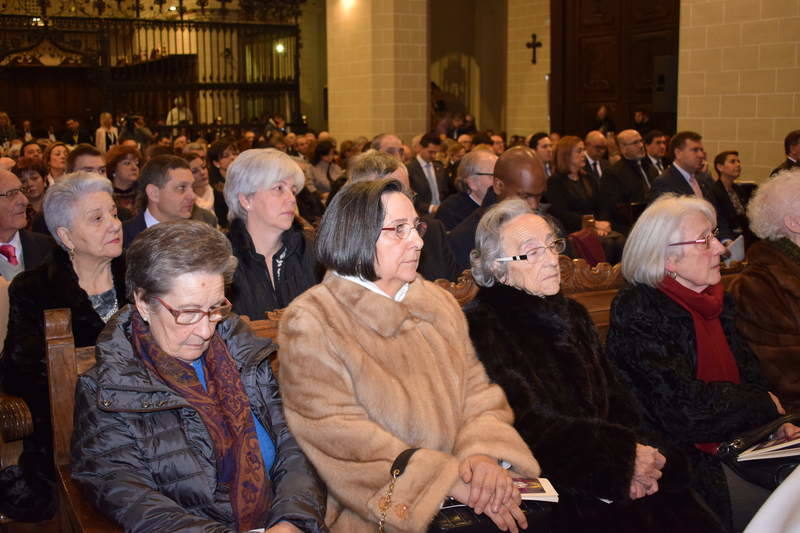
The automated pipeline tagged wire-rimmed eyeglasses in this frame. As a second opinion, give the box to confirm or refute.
[668,227,719,250]
[496,239,566,262]
[381,221,428,239]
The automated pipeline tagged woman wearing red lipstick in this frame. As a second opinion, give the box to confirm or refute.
[224,148,319,320]
[607,194,799,531]
[0,172,126,522]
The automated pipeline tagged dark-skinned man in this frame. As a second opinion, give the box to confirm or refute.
[448,145,548,271]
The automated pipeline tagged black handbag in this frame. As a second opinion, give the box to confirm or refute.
[717,413,800,490]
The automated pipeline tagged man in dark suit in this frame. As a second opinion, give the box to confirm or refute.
[407,132,449,214]
[583,130,611,182]
[770,129,800,177]
[0,170,54,282]
[123,155,216,247]
[448,146,548,271]
[603,129,659,234]
[528,132,554,177]
[435,149,497,231]
[641,129,669,175]
[60,118,93,146]
[648,131,733,241]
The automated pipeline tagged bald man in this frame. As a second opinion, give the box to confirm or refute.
[0,169,54,281]
[584,130,610,181]
[603,129,659,234]
[447,146,548,271]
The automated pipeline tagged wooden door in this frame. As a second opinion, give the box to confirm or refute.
[550,0,679,136]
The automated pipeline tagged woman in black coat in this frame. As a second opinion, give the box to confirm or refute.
[606,194,798,530]
[223,148,319,320]
[548,136,624,263]
[465,199,722,532]
[0,174,126,521]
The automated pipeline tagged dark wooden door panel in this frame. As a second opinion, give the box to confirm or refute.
[551,0,679,136]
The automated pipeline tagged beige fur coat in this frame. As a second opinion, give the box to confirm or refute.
[278,273,540,533]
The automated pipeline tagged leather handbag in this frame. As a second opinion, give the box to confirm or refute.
[378,449,555,533]
[717,413,800,490]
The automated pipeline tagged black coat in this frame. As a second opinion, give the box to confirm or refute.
[709,180,750,239]
[19,229,55,272]
[418,215,460,282]
[0,248,126,520]
[606,284,779,525]
[464,285,724,532]
[547,171,610,234]
[71,306,328,533]
[228,218,318,320]
[447,188,498,272]
[407,157,450,214]
[434,191,479,232]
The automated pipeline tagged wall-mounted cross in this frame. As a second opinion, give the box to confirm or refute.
[526,33,543,64]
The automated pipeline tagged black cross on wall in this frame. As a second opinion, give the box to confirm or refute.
[526,33,543,64]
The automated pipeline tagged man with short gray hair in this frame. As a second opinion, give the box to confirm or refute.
[435,150,497,231]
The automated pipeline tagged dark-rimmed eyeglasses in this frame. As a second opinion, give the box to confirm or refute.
[0,187,30,199]
[496,239,566,262]
[381,221,428,240]
[668,227,719,250]
[155,296,233,326]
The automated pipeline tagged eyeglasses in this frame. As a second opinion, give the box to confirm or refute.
[0,187,30,199]
[668,227,719,249]
[381,221,428,239]
[155,296,233,326]
[496,239,567,262]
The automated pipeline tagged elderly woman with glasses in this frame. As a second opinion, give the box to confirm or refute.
[463,199,724,530]
[278,179,540,533]
[0,173,125,521]
[606,194,799,531]
[70,220,327,533]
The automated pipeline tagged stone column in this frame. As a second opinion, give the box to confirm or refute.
[326,0,428,143]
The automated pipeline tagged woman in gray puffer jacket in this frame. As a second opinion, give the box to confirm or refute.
[71,220,327,533]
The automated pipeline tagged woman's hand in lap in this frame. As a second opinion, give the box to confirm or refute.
[483,501,528,533]
[776,423,800,440]
[458,454,519,514]
[629,444,665,499]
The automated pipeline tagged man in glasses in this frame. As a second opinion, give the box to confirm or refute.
[435,149,498,231]
[0,169,54,281]
[448,145,550,271]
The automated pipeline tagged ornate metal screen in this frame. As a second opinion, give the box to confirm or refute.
[0,0,303,131]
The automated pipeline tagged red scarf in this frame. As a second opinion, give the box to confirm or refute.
[658,277,740,455]
[131,311,272,530]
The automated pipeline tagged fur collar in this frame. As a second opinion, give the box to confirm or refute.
[472,283,570,337]
[750,239,800,298]
[322,273,440,337]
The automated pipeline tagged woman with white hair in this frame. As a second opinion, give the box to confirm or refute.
[0,172,125,521]
[606,194,799,531]
[730,170,800,411]
[224,148,318,320]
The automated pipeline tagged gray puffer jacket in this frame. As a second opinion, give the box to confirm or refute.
[71,305,328,533]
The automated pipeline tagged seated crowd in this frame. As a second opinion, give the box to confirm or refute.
[0,111,799,533]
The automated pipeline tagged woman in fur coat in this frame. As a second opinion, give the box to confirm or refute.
[465,199,723,532]
[278,180,540,533]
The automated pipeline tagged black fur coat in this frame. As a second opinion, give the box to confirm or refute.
[606,284,778,526]
[465,284,724,532]
[0,246,127,521]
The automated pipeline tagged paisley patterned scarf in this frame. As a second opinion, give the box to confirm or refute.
[130,311,271,531]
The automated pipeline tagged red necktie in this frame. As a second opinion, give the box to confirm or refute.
[688,175,704,199]
[0,244,18,266]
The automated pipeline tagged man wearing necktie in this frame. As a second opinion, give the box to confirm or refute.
[583,130,610,182]
[770,129,800,177]
[603,129,659,234]
[407,133,450,214]
[643,129,668,176]
[648,131,734,241]
[0,169,54,282]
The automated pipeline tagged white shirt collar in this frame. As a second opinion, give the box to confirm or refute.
[0,231,22,264]
[789,156,798,163]
[416,154,431,168]
[673,162,693,183]
[648,154,660,165]
[585,155,597,165]
[143,208,160,228]
[335,272,410,302]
